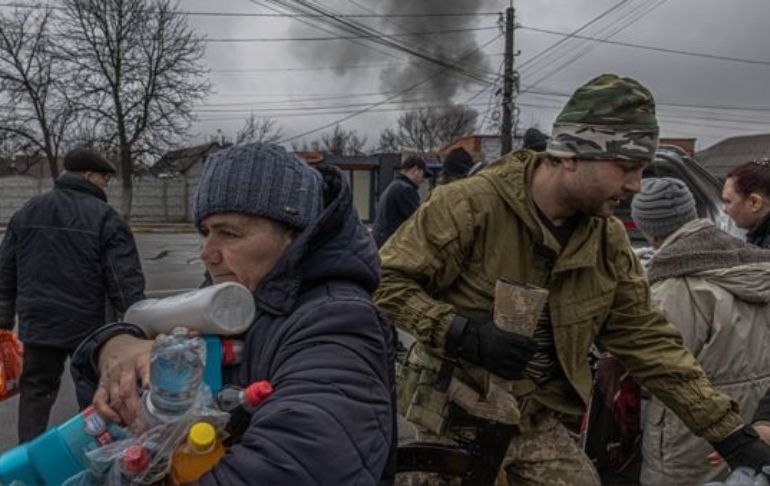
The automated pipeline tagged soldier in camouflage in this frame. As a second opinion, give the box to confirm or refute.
[377,74,770,485]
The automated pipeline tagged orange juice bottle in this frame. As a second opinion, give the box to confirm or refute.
[171,421,225,484]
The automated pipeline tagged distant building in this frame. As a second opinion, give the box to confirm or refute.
[296,151,403,223]
[151,141,225,178]
[696,133,770,180]
[439,134,502,164]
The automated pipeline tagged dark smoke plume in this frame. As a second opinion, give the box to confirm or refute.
[287,0,498,105]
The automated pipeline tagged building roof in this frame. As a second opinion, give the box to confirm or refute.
[696,133,770,179]
[151,142,224,176]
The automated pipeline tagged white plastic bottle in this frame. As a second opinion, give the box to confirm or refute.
[124,282,255,337]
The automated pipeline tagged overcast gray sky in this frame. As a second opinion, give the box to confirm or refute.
[180,0,770,151]
[8,0,770,152]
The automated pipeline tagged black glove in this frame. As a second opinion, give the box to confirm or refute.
[457,317,536,380]
[713,425,770,473]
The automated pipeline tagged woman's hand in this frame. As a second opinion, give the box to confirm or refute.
[93,334,153,427]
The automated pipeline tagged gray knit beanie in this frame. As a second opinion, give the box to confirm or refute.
[631,177,697,239]
[194,143,324,231]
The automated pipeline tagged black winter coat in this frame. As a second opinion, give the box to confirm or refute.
[0,175,145,350]
[371,174,420,248]
[71,165,395,485]
[748,213,770,249]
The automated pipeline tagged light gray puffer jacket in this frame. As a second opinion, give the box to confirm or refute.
[641,219,770,486]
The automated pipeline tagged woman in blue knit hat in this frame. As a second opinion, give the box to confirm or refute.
[71,143,395,485]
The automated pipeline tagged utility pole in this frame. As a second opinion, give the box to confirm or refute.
[500,6,515,155]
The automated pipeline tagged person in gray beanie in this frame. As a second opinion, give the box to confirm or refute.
[631,177,770,486]
[71,142,396,485]
[631,177,697,246]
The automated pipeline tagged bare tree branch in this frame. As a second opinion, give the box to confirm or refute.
[0,5,77,179]
[313,124,367,156]
[235,115,284,145]
[377,106,478,153]
[56,0,210,218]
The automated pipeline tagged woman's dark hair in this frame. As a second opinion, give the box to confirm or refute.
[726,159,770,198]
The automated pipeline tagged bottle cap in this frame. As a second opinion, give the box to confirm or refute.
[188,422,217,453]
[244,380,273,407]
[123,444,150,473]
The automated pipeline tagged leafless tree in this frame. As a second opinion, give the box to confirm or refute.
[377,106,478,153]
[235,114,284,145]
[0,6,76,179]
[57,0,210,218]
[376,127,399,153]
[313,124,367,156]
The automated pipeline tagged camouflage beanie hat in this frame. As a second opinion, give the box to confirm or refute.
[547,73,659,162]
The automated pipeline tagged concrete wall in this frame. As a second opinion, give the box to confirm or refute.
[0,173,200,223]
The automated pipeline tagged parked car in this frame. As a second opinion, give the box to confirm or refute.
[614,145,740,248]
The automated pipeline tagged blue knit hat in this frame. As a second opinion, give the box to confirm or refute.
[631,177,697,239]
[194,143,324,231]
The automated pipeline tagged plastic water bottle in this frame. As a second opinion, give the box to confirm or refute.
[124,282,256,337]
[216,381,273,413]
[144,328,206,424]
[171,422,226,483]
[216,381,273,445]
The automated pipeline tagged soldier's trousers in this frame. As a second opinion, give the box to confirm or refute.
[399,408,600,486]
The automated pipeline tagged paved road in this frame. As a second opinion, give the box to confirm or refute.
[0,231,415,451]
[0,232,205,451]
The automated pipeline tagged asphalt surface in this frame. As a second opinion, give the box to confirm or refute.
[0,231,415,452]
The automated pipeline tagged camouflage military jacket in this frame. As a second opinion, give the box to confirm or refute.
[374,149,742,443]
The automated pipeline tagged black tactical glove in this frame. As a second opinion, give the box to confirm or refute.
[713,425,770,473]
[457,317,536,380]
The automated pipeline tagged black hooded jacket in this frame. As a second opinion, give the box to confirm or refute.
[748,212,770,249]
[0,174,145,349]
[71,164,395,484]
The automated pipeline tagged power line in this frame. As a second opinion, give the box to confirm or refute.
[523,0,668,86]
[517,0,631,70]
[195,101,491,122]
[277,33,502,143]
[520,88,770,113]
[0,3,499,18]
[205,25,497,43]
[256,0,498,85]
[519,25,770,68]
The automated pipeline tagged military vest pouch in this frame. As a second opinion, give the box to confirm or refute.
[396,345,452,435]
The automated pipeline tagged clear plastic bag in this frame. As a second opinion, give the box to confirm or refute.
[64,385,228,485]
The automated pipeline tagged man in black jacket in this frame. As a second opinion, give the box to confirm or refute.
[372,155,428,248]
[0,147,145,443]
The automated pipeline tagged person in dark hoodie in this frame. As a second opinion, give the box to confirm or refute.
[631,177,770,485]
[522,127,549,152]
[70,143,395,485]
[438,147,474,185]
[371,155,428,248]
[0,147,145,443]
